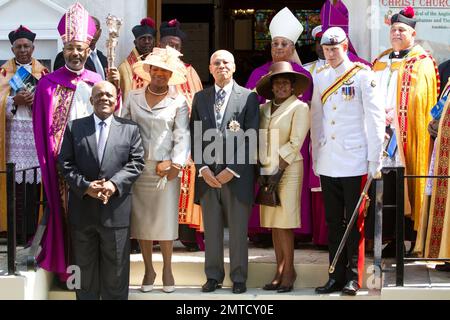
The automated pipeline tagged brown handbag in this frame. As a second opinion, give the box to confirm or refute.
[255,185,280,207]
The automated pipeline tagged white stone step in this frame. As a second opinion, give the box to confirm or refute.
[48,286,381,300]
[128,248,376,289]
[0,268,52,300]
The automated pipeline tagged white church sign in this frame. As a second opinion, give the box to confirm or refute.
[370,0,450,64]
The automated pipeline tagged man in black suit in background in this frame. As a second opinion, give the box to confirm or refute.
[53,16,107,78]
[190,50,259,294]
[58,81,144,299]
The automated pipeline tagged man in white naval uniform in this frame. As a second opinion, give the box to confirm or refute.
[303,25,326,78]
[311,27,385,295]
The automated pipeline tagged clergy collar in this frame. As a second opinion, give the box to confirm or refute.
[64,65,85,76]
[15,59,32,67]
[389,48,411,59]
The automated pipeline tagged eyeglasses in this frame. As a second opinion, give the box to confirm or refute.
[271,41,293,49]
[211,59,233,67]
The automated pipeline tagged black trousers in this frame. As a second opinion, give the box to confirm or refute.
[320,175,363,284]
[71,224,130,300]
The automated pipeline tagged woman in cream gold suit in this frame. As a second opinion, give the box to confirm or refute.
[121,46,190,293]
[255,61,310,293]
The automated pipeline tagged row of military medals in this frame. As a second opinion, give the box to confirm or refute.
[341,84,355,101]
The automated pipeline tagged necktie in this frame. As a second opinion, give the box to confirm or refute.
[215,89,226,126]
[97,121,107,164]
[91,50,105,80]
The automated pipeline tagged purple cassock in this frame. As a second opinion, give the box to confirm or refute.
[246,61,313,240]
[321,0,371,66]
[33,67,101,281]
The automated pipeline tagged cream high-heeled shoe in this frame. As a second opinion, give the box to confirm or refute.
[140,273,156,292]
[162,285,175,293]
[140,284,154,292]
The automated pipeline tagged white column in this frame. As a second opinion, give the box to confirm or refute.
[343,0,374,62]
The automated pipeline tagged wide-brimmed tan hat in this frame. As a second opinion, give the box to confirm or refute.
[133,46,187,85]
[255,61,310,100]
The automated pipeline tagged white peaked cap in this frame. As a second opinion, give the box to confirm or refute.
[320,27,347,46]
[311,25,323,40]
[269,7,304,43]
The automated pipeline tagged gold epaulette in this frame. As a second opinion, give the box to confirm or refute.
[316,63,330,73]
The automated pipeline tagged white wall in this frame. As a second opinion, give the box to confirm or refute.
[0,0,65,69]
[52,0,147,66]
[0,0,147,70]
[344,0,374,62]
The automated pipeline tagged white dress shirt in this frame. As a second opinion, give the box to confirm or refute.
[94,113,113,146]
[214,81,233,126]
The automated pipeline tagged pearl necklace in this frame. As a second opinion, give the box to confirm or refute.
[272,101,282,107]
[147,86,168,96]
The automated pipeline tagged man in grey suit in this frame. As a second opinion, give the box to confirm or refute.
[190,50,259,294]
[58,81,145,300]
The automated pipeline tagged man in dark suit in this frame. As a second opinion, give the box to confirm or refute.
[58,81,144,300]
[190,50,259,294]
[53,16,107,78]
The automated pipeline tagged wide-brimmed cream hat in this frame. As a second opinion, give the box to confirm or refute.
[133,46,187,85]
[256,61,310,100]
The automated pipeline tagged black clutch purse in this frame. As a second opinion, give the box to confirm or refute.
[255,185,280,207]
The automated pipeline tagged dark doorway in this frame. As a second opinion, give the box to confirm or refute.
[162,3,215,85]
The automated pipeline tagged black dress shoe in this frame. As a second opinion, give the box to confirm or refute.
[342,280,360,296]
[232,282,247,294]
[202,279,222,292]
[315,279,344,294]
[277,285,293,293]
[435,262,450,272]
[262,283,280,291]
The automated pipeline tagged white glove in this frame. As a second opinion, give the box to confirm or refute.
[368,161,382,179]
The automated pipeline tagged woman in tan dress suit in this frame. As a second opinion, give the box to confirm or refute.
[255,61,310,293]
[121,47,190,293]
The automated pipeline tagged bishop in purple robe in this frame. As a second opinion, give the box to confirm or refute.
[32,2,101,281]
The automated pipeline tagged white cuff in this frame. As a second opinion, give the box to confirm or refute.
[198,166,209,177]
[226,167,240,178]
